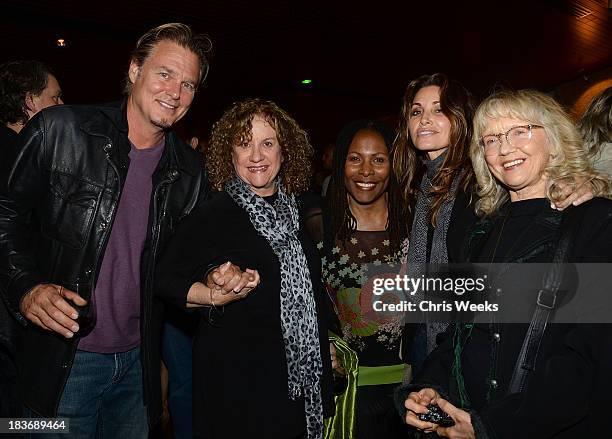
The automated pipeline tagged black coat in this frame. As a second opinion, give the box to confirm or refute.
[155,191,335,438]
[396,198,612,438]
[0,101,208,423]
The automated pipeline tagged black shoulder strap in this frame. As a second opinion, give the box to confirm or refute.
[507,207,581,394]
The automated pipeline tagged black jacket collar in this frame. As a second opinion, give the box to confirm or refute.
[80,99,200,178]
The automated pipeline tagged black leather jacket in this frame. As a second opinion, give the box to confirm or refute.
[0,101,208,422]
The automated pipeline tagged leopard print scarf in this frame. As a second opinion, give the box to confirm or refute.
[225,177,323,439]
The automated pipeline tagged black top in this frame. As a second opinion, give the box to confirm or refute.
[446,185,479,263]
[396,197,612,438]
[155,191,334,439]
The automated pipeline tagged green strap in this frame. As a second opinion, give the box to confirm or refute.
[324,332,358,439]
[452,323,474,408]
[357,364,404,387]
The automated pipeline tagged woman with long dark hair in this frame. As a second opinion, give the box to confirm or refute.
[393,73,478,370]
[307,119,410,439]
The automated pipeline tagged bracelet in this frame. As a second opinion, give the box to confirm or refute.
[209,286,216,310]
[207,285,224,324]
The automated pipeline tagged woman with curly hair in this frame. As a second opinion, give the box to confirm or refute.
[397,90,612,438]
[156,98,334,439]
[578,86,612,177]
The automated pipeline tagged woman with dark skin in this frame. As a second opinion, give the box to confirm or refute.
[307,119,410,439]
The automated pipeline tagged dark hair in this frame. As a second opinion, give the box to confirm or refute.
[207,98,313,194]
[579,87,612,160]
[328,119,409,254]
[124,23,212,94]
[0,60,54,125]
[393,72,475,226]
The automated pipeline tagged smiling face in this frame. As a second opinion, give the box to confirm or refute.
[127,40,200,135]
[344,129,390,206]
[408,85,452,160]
[483,116,551,201]
[232,116,283,196]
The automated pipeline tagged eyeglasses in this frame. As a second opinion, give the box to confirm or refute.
[480,124,544,153]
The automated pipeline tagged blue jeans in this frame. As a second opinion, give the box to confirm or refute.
[33,346,148,439]
[162,322,193,439]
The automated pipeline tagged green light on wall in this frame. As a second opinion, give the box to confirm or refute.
[301,79,312,85]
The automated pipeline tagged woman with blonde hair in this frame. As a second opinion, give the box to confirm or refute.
[397,89,612,438]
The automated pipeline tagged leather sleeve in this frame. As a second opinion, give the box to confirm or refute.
[0,112,49,324]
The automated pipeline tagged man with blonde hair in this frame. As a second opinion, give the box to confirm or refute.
[0,23,211,437]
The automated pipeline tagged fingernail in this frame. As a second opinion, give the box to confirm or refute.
[65,332,74,338]
[72,313,78,319]
[71,325,79,332]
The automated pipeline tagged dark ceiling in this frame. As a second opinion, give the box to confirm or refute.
[1,0,611,147]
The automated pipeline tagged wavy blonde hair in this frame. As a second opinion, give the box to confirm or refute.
[207,98,313,194]
[471,89,611,216]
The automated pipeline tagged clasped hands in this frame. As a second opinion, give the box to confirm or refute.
[187,261,260,308]
[404,388,475,439]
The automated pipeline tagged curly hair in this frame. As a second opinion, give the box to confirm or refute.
[0,60,53,125]
[124,23,212,94]
[578,87,612,161]
[327,119,409,254]
[471,89,612,216]
[393,73,475,226]
[207,98,313,194]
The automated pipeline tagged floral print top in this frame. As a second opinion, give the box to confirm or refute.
[318,230,407,367]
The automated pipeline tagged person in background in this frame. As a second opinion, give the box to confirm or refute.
[0,59,63,418]
[318,141,335,196]
[0,60,63,180]
[156,98,334,439]
[578,86,612,178]
[397,89,612,438]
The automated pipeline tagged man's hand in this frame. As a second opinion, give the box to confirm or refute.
[20,283,87,338]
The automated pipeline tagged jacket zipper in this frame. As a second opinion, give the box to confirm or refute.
[142,168,178,418]
[53,138,123,415]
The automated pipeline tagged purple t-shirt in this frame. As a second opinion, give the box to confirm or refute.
[78,139,165,353]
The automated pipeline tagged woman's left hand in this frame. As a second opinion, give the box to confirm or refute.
[551,177,594,210]
[435,398,475,439]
